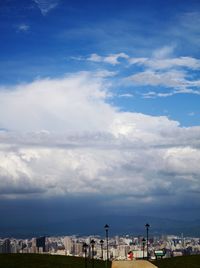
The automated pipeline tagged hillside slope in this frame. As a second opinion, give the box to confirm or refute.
[0,254,200,268]
[0,254,111,268]
[154,254,200,268]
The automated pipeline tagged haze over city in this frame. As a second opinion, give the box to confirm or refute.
[0,0,200,237]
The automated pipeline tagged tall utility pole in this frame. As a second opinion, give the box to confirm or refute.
[82,243,88,268]
[100,239,104,260]
[104,224,109,267]
[90,239,95,268]
[145,223,150,260]
[142,238,146,259]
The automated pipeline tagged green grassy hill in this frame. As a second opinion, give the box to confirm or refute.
[154,254,200,268]
[0,254,111,268]
[0,254,200,268]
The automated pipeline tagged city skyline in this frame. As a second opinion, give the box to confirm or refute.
[0,0,200,236]
[1,233,199,260]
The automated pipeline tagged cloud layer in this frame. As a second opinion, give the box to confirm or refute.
[0,72,200,212]
[84,48,200,97]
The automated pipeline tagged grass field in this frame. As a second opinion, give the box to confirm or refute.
[0,254,200,268]
[0,254,111,268]
[154,254,200,268]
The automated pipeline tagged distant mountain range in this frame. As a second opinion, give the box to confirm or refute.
[1,214,199,238]
[58,214,200,237]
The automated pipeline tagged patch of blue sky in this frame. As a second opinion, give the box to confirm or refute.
[0,0,200,121]
[111,88,200,127]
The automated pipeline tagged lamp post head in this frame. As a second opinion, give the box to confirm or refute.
[142,238,146,245]
[100,239,104,245]
[83,242,88,252]
[90,239,95,247]
[83,242,88,248]
[104,224,109,231]
[145,223,150,229]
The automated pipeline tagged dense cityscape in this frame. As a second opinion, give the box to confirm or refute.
[1,233,200,260]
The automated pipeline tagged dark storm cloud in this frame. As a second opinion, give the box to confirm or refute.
[0,196,200,238]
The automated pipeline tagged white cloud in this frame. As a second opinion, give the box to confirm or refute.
[33,0,59,15]
[129,54,200,70]
[118,93,134,98]
[163,147,200,175]
[140,57,200,70]
[104,53,129,65]
[1,126,200,202]
[0,73,200,204]
[126,56,200,97]
[188,112,195,116]
[94,70,117,78]
[87,49,200,70]
[88,53,102,63]
[88,52,129,65]
[0,72,115,132]
[143,91,175,98]
[16,24,30,32]
[128,57,148,65]
[127,70,186,89]
[152,45,175,59]
[84,49,200,97]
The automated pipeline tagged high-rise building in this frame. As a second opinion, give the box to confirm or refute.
[2,239,11,253]
[63,236,73,255]
[36,236,46,253]
[74,242,83,256]
[0,241,3,253]
[32,238,37,253]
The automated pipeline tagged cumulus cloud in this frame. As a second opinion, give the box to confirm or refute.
[0,72,200,208]
[0,126,200,204]
[0,72,115,132]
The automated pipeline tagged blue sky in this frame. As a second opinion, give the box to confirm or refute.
[0,0,200,236]
[1,0,200,125]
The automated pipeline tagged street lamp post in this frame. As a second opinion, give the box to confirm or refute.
[90,239,95,268]
[145,223,150,260]
[83,243,88,268]
[104,224,109,267]
[100,239,104,260]
[142,238,146,259]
